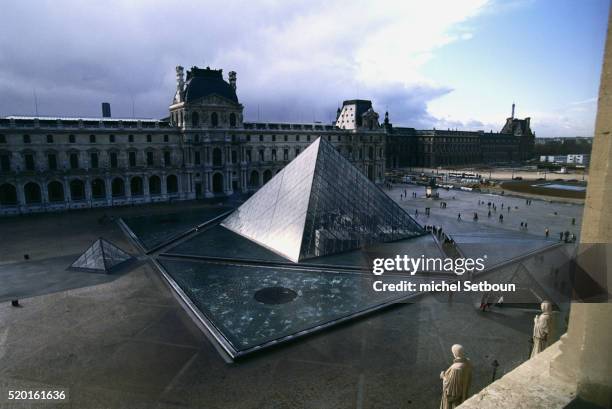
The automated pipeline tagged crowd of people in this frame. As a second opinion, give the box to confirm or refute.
[403,185,578,242]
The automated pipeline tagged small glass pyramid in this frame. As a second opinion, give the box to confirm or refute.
[70,238,132,273]
[222,137,423,262]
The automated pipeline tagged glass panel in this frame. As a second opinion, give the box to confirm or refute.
[222,137,423,262]
[122,207,233,251]
[70,239,130,272]
[158,258,428,353]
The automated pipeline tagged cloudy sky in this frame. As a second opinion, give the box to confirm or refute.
[0,0,608,137]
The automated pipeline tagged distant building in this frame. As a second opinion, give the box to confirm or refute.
[0,66,386,215]
[385,103,535,168]
[539,154,590,166]
[0,65,535,216]
[535,136,593,145]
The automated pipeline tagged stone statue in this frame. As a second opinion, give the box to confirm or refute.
[439,344,472,409]
[530,300,554,357]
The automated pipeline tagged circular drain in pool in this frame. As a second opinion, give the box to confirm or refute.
[254,286,298,305]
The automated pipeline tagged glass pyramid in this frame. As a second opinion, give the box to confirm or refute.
[222,137,423,262]
[70,238,132,273]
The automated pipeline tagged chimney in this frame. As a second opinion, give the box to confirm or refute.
[511,102,515,119]
[229,71,237,90]
[176,66,185,92]
[101,102,111,118]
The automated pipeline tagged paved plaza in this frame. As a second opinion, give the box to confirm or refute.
[0,187,582,409]
[391,184,583,242]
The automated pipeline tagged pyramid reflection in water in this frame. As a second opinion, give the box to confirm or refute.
[222,137,423,262]
[70,238,133,273]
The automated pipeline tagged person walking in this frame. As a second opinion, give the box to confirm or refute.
[499,214,504,223]
[457,213,461,221]
[480,293,490,312]
[545,227,549,238]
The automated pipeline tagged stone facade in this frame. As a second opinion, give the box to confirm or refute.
[0,117,186,216]
[385,110,535,168]
[0,65,534,216]
[0,66,387,215]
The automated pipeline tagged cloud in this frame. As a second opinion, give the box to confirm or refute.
[530,98,598,137]
[1,0,489,127]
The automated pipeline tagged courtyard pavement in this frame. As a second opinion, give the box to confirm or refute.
[0,187,582,409]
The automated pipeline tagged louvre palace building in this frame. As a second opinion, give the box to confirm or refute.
[0,65,534,216]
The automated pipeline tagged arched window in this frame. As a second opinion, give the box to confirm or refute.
[229,113,236,127]
[70,179,85,201]
[263,169,272,184]
[24,182,41,204]
[212,172,224,193]
[112,178,125,197]
[212,148,223,166]
[0,183,17,205]
[131,176,143,196]
[149,175,161,195]
[211,112,218,127]
[249,170,259,188]
[191,112,199,128]
[47,181,64,202]
[167,174,178,194]
[91,179,105,199]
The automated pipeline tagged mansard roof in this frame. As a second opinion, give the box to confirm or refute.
[183,66,238,104]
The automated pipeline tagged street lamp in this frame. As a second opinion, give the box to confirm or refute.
[491,359,500,382]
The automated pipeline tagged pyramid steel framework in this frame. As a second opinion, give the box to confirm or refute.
[70,238,133,273]
[221,137,423,262]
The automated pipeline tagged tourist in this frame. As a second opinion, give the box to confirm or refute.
[564,231,570,242]
[572,217,576,225]
[473,212,478,221]
[559,232,564,241]
[545,228,549,238]
[457,213,461,221]
[488,210,491,218]
[524,222,528,230]
[499,214,504,223]
[520,222,524,229]
[479,293,489,311]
